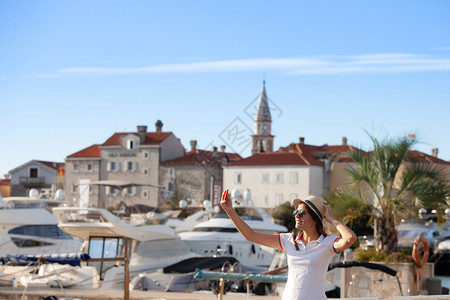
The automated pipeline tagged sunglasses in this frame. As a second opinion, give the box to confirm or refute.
[293,209,306,218]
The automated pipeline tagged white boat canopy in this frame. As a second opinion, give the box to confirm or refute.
[87,180,164,190]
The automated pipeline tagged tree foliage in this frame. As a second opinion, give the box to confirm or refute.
[328,133,449,254]
[272,201,296,232]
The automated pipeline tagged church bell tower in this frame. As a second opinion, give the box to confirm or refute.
[252,81,274,155]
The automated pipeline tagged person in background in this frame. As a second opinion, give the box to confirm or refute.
[220,190,357,299]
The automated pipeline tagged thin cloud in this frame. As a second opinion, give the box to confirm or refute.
[288,53,450,74]
[56,53,450,76]
[58,58,325,75]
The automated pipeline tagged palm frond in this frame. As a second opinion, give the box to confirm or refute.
[337,131,447,254]
[327,188,373,224]
[347,149,380,200]
[399,162,449,210]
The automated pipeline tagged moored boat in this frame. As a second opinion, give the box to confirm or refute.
[178,189,288,267]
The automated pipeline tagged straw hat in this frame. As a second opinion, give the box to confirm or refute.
[293,195,326,221]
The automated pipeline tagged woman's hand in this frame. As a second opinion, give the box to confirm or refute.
[324,204,357,252]
[220,189,232,212]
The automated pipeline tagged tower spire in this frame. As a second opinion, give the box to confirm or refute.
[252,81,274,155]
[255,80,271,122]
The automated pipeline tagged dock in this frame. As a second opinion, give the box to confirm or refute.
[0,287,449,300]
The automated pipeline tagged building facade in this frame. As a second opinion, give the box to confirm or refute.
[224,137,357,208]
[8,160,65,197]
[160,141,242,209]
[64,144,102,206]
[64,121,185,210]
[224,134,450,209]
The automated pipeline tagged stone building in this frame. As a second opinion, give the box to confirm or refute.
[64,120,185,210]
[160,141,242,209]
[64,144,102,206]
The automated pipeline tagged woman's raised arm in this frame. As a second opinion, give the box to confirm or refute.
[324,205,357,253]
[220,190,282,249]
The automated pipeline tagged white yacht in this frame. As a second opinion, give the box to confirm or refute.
[52,206,201,290]
[164,204,213,233]
[397,208,450,250]
[0,189,83,257]
[0,189,85,288]
[178,189,288,267]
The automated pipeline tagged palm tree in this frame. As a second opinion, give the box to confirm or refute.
[328,133,449,254]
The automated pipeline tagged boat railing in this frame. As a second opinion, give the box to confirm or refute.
[53,207,113,224]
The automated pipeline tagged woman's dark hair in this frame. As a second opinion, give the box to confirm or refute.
[292,204,327,250]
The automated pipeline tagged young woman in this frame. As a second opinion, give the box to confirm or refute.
[220,190,357,299]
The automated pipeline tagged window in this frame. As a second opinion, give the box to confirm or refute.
[143,168,149,176]
[29,168,38,178]
[275,194,284,206]
[72,184,77,194]
[126,161,136,172]
[127,139,136,150]
[142,190,148,199]
[73,164,78,172]
[235,173,242,184]
[290,172,298,184]
[107,187,118,196]
[107,161,118,172]
[87,163,92,172]
[169,168,175,179]
[276,173,283,184]
[262,173,269,184]
[125,187,136,196]
[164,182,175,199]
[143,151,149,159]
[290,194,298,202]
[11,238,52,248]
[88,237,123,280]
[9,225,72,239]
[262,195,269,206]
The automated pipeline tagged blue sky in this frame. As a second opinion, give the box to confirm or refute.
[1,1,450,177]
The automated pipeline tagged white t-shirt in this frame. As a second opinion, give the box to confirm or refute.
[278,232,340,300]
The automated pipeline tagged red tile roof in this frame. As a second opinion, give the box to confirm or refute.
[67,144,101,158]
[0,179,11,185]
[67,131,171,158]
[102,132,172,146]
[35,160,65,171]
[231,142,360,167]
[405,151,450,165]
[161,150,242,166]
[319,145,359,163]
